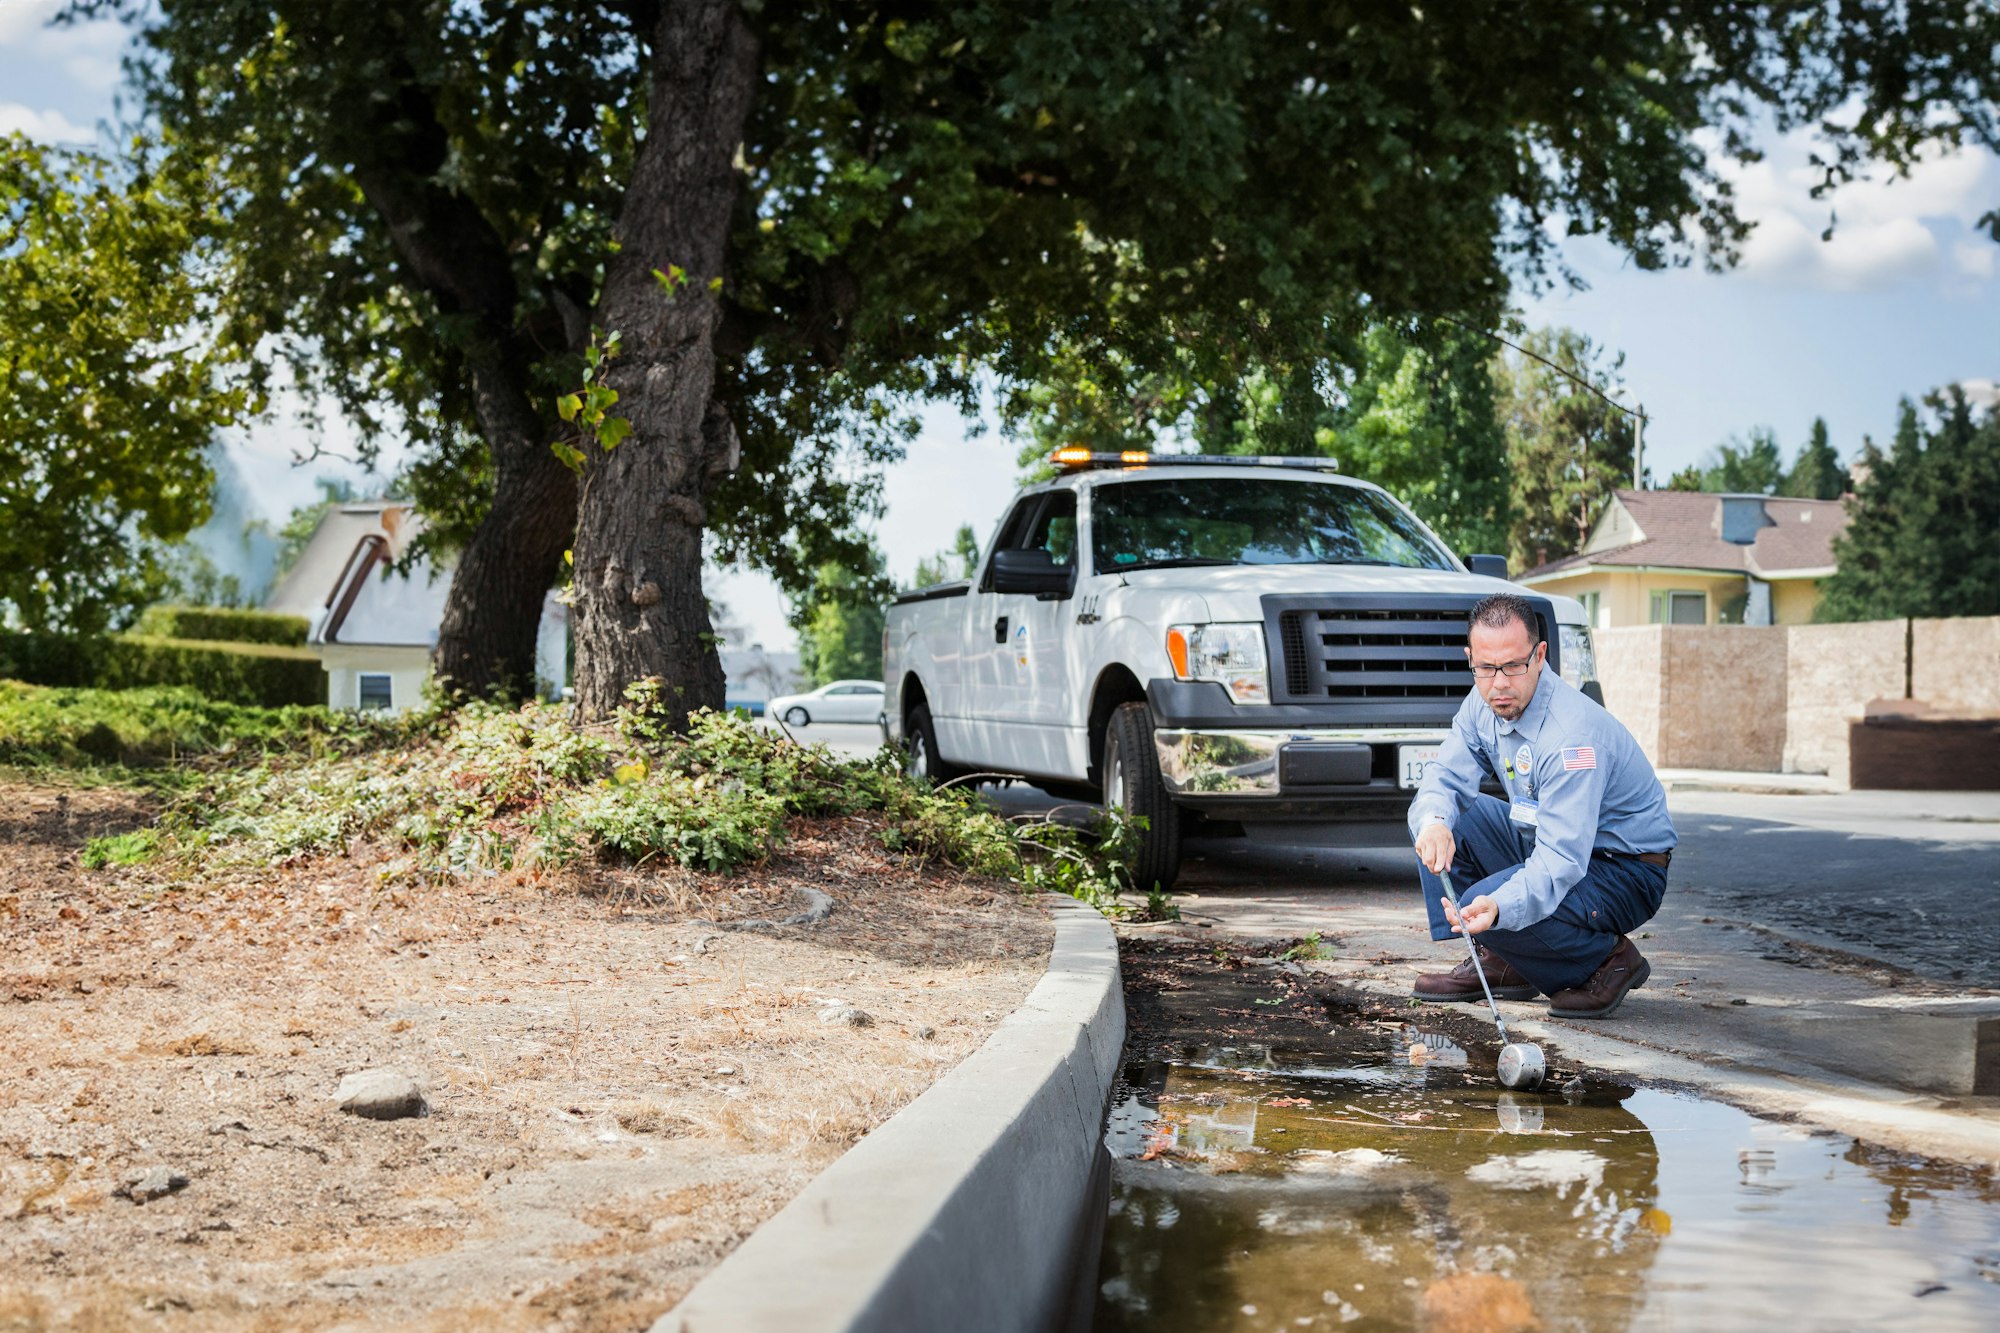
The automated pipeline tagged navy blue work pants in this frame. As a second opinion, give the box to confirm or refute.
[1417,795,1667,995]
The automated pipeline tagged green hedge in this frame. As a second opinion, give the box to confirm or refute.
[0,631,96,687]
[0,631,325,708]
[103,636,325,707]
[134,605,311,646]
[0,681,356,766]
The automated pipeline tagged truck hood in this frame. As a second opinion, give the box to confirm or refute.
[1104,564,1584,625]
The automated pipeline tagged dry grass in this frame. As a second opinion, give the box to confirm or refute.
[0,778,1053,1331]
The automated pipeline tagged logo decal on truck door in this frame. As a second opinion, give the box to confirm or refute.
[1015,623,1029,667]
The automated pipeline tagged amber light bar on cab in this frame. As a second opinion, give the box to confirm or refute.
[1048,448,1342,472]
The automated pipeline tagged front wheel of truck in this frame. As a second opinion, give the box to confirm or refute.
[1103,701,1182,893]
[905,704,960,786]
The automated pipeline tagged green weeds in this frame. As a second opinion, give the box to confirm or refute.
[80,827,160,869]
[1282,931,1332,962]
[60,682,1139,910]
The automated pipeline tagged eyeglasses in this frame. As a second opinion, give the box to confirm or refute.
[1467,648,1541,679]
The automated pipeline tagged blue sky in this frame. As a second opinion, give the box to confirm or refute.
[5,2,1995,649]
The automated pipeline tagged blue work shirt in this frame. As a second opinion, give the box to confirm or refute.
[1407,668,1676,932]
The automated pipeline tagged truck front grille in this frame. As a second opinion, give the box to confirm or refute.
[1279,607,1472,699]
[1261,592,1559,723]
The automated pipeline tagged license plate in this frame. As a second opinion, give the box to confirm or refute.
[1398,744,1442,789]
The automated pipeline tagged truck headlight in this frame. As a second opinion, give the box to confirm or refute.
[1166,623,1269,705]
[1558,624,1598,688]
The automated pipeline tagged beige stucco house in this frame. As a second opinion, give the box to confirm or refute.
[266,502,568,712]
[1520,489,1848,629]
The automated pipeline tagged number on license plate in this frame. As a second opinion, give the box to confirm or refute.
[1398,745,1442,789]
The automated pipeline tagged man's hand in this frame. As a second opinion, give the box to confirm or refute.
[1442,893,1499,936]
[1414,821,1455,875]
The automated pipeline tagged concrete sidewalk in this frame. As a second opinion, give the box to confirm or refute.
[1655,766,1844,794]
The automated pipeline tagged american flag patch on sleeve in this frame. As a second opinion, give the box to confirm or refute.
[1562,746,1597,771]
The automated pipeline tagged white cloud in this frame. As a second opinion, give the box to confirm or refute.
[1953,239,1997,281]
[0,0,62,46]
[0,0,128,97]
[0,101,91,143]
[1718,130,1999,293]
[1961,378,2000,410]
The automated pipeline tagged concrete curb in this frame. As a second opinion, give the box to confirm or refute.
[657,896,1124,1333]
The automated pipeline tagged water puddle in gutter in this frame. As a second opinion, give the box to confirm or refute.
[1095,1028,2000,1331]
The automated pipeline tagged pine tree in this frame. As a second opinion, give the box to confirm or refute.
[1491,329,1636,571]
[1781,417,1847,500]
[1698,428,1786,493]
[1818,392,2000,621]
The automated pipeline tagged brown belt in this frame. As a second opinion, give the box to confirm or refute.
[1597,848,1672,868]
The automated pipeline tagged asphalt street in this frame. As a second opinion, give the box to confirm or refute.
[1665,790,2000,988]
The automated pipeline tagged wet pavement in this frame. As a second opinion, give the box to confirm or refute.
[1664,790,2000,988]
[1098,944,2000,1331]
[1098,786,2000,1163]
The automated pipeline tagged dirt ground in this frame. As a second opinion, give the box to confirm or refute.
[0,778,1053,1331]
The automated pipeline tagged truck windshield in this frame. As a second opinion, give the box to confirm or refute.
[1090,477,1456,572]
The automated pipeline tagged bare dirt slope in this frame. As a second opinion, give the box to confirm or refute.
[0,779,1052,1331]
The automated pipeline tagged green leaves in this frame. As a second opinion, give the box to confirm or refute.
[549,328,632,476]
[0,135,254,633]
[596,416,632,451]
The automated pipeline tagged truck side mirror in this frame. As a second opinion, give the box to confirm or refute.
[1465,553,1509,580]
[990,548,1074,598]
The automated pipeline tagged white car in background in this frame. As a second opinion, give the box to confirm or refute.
[766,679,886,727]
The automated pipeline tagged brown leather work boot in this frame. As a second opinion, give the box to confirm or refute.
[1412,946,1537,1003]
[1547,936,1651,1019]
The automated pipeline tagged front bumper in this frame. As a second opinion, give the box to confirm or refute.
[1148,677,1447,807]
[1153,726,1448,799]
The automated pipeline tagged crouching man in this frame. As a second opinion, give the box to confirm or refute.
[1407,594,1677,1019]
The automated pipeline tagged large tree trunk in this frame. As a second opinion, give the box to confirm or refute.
[340,46,581,701]
[432,358,577,697]
[570,0,758,721]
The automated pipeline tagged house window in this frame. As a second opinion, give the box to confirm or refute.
[1579,591,1603,629]
[357,673,394,711]
[1649,591,1707,625]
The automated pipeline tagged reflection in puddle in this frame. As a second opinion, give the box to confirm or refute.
[1097,1030,2000,1331]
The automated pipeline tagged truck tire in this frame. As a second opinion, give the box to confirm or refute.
[905,704,960,785]
[1103,701,1182,892]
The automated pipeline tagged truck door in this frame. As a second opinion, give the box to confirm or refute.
[949,494,1044,763]
[1017,491,1079,774]
[985,491,1078,775]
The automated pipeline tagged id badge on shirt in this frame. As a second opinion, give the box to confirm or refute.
[1509,799,1540,828]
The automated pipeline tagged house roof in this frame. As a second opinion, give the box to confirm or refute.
[264,503,422,621]
[1522,489,1848,582]
[263,502,448,648]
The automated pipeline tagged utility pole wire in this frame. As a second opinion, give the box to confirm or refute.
[1428,312,1649,489]
[1428,313,1646,424]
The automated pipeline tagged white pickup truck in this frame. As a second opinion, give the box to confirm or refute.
[882,453,1599,890]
